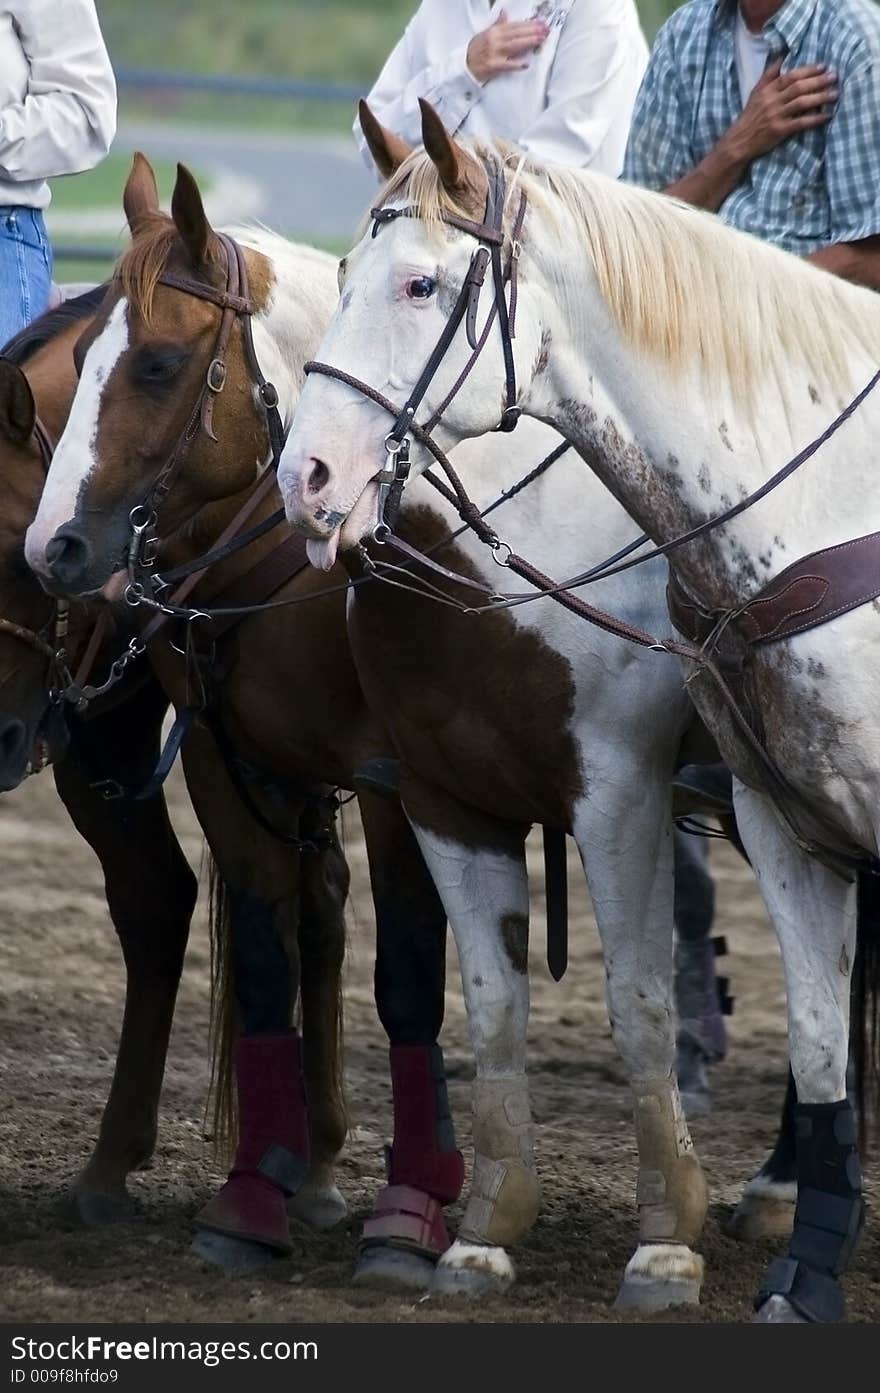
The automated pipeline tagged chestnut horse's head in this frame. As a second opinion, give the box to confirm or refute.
[25,154,292,597]
[0,338,84,787]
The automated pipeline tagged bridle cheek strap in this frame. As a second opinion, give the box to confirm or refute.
[303,165,527,529]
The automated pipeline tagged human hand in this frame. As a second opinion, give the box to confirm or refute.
[726,59,838,162]
[466,9,550,84]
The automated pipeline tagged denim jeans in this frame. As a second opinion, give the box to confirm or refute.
[0,207,53,350]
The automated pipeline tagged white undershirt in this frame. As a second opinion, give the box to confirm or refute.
[734,7,770,105]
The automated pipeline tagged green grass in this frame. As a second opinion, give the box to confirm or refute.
[99,0,684,135]
[53,260,114,285]
[49,153,210,213]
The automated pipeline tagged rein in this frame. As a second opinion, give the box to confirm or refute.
[299,157,880,877]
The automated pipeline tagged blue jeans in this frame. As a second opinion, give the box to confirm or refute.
[0,207,53,350]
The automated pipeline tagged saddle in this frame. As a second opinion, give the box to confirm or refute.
[666,529,880,877]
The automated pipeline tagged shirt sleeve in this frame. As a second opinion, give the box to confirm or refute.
[621,18,693,190]
[823,59,880,246]
[354,2,484,176]
[516,0,649,174]
[0,0,117,182]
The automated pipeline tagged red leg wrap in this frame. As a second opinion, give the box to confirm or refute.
[195,1032,310,1254]
[387,1044,465,1204]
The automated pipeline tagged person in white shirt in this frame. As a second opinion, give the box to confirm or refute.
[355,1,648,177]
[0,0,116,346]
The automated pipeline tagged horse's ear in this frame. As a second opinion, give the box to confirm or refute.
[419,99,468,192]
[0,361,35,447]
[171,163,212,268]
[358,100,412,179]
[123,152,159,235]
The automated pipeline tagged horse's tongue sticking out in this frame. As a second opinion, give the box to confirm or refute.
[305,480,380,572]
[306,532,339,572]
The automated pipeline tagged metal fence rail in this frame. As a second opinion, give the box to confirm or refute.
[115,67,362,102]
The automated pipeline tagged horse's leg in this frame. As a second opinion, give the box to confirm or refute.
[673,829,727,1117]
[735,783,862,1324]
[353,789,464,1292]
[727,1067,797,1241]
[401,781,537,1298]
[52,677,196,1223]
[574,761,708,1313]
[289,796,349,1232]
[181,727,315,1274]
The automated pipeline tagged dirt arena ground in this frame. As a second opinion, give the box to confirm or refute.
[0,767,877,1324]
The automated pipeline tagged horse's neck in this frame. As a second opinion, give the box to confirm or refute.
[241,237,338,434]
[530,268,880,608]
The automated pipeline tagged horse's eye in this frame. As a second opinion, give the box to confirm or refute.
[134,349,186,387]
[407,276,436,301]
[337,257,348,292]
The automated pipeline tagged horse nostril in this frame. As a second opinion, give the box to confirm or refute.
[0,719,26,775]
[307,458,330,495]
[44,525,92,590]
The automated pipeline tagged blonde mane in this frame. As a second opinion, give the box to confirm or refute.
[380,143,880,410]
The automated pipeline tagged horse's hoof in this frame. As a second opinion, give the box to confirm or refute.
[288,1182,347,1232]
[191,1229,280,1275]
[753,1295,808,1323]
[353,1245,435,1292]
[66,1187,135,1228]
[614,1243,703,1313]
[429,1240,514,1298]
[725,1182,795,1243]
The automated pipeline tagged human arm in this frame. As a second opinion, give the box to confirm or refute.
[516,0,649,172]
[666,59,837,212]
[0,0,117,181]
[354,3,548,173]
[804,63,880,290]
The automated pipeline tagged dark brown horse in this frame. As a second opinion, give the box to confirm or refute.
[2,170,460,1286]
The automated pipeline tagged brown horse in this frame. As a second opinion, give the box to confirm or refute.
[7,165,461,1286]
[0,303,353,1257]
[0,305,198,1224]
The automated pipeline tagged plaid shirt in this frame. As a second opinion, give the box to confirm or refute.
[622,0,880,253]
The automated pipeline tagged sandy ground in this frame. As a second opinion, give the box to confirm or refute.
[0,767,877,1325]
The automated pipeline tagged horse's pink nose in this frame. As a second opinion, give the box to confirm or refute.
[307,458,330,495]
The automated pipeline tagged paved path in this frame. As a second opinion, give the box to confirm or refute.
[113,121,377,245]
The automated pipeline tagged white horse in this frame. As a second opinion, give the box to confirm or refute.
[277,107,878,1322]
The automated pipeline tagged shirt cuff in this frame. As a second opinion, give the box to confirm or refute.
[424,44,483,134]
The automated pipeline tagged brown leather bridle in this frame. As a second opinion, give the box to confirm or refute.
[305,160,527,538]
[0,415,75,698]
[123,231,287,612]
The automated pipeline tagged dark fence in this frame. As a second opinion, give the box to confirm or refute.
[114,67,361,102]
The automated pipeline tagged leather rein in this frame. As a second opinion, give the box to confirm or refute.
[301,160,880,878]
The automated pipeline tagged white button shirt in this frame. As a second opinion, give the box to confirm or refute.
[0,0,117,209]
[356,0,648,176]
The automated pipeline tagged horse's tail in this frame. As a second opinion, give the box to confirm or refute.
[207,856,238,1163]
[297,843,349,1167]
[853,871,880,1147]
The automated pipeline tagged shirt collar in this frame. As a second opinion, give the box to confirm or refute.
[713,1,818,52]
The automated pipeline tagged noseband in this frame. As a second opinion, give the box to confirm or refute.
[304,160,527,536]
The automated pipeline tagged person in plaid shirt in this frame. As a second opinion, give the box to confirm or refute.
[623,0,880,288]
